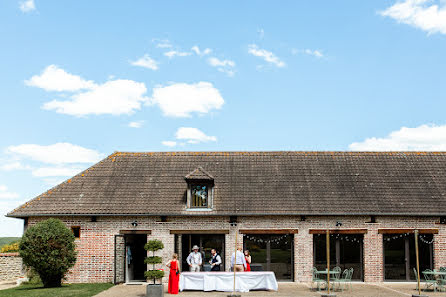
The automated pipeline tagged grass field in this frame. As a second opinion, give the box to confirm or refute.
[0,283,113,297]
[0,237,20,249]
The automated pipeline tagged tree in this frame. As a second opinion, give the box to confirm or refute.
[144,239,165,284]
[19,218,77,287]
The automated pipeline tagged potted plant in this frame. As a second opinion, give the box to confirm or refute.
[144,239,165,297]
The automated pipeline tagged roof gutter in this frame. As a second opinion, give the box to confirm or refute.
[6,212,446,219]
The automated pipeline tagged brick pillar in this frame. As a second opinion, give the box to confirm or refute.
[363,224,383,282]
[434,227,446,269]
[295,228,313,282]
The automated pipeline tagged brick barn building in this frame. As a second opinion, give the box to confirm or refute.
[7,151,446,283]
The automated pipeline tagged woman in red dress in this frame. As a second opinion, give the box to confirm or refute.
[244,250,251,271]
[166,253,180,294]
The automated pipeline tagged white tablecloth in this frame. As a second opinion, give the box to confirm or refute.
[179,271,278,292]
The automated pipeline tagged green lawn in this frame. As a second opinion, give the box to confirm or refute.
[0,283,113,297]
[0,237,20,249]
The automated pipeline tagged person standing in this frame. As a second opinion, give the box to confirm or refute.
[166,253,180,294]
[209,249,222,271]
[230,247,247,272]
[186,245,202,272]
[244,250,251,271]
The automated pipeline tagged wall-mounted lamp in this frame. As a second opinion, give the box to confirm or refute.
[300,215,306,222]
[131,220,138,227]
[335,221,343,227]
[91,216,97,222]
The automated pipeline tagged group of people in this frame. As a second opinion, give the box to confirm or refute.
[165,245,252,294]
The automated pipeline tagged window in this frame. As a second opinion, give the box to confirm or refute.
[71,226,80,238]
[191,184,209,208]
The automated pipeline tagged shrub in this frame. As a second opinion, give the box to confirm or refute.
[19,218,77,287]
[0,241,20,253]
[144,239,164,284]
[144,269,164,280]
[144,256,162,265]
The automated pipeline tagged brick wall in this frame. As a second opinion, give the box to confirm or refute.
[27,215,446,284]
[0,253,24,282]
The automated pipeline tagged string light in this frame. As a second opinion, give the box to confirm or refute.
[243,234,290,244]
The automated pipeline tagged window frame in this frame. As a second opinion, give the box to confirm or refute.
[187,182,213,209]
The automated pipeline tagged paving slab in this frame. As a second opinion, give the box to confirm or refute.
[94,282,446,297]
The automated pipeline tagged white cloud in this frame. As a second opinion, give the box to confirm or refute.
[162,141,177,147]
[31,166,83,177]
[0,185,19,200]
[208,57,235,68]
[207,57,236,76]
[0,162,29,171]
[25,65,96,92]
[6,142,103,164]
[128,120,144,128]
[380,0,446,35]
[164,50,192,58]
[19,0,35,12]
[154,39,172,48]
[149,82,224,117]
[292,49,324,58]
[43,79,149,116]
[175,127,217,143]
[130,54,159,70]
[349,124,446,151]
[248,44,286,68]
[191,46,212,56]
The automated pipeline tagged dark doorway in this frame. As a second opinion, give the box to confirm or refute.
[180,234,225,272]
[244,234,293,280]
[125,234,147,282]
[384,234,433,280]
[313,234,364,280]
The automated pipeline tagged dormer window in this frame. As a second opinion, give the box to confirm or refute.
[191,184,209,208]
[185,167,214,210]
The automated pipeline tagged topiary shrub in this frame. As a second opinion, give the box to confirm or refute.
[144,239,164,284]
[19,218,77,287]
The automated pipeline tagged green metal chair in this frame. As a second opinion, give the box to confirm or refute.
[312,267,327,291]
[437,269,446,292]
[422,269,438,292]
[334,269,351,292]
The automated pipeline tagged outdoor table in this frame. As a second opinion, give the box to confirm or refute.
[179,271,278,292]
[423,270,446,276]
[316,270,340,290]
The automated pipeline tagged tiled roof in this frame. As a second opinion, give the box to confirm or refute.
[185,166,214,180]
[7,151,446,217]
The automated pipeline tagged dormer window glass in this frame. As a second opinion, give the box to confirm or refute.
[191,184,209,208]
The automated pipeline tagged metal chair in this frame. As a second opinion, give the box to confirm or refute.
[312,267,327,291]
[437,269,446,292]
[334,269,351,292]
[422,269,438,292]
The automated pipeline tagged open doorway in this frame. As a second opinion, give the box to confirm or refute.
[125,234,147,282]
[179,234,225,272]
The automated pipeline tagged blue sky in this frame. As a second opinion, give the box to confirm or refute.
[1,0,446,236]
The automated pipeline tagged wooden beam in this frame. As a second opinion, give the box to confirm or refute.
[309,229,368,234]
[170,230,230,235]
[239,229,298,234]
[119,230,151,235]
[378,229,438,234]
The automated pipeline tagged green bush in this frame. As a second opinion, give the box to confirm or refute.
[144,256,162,265]
[19,218,77,288]
[144,239,164,252]
[144,270,165,280]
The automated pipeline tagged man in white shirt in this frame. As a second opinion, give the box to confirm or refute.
[230,247,247,272]
[186,245,202,272]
